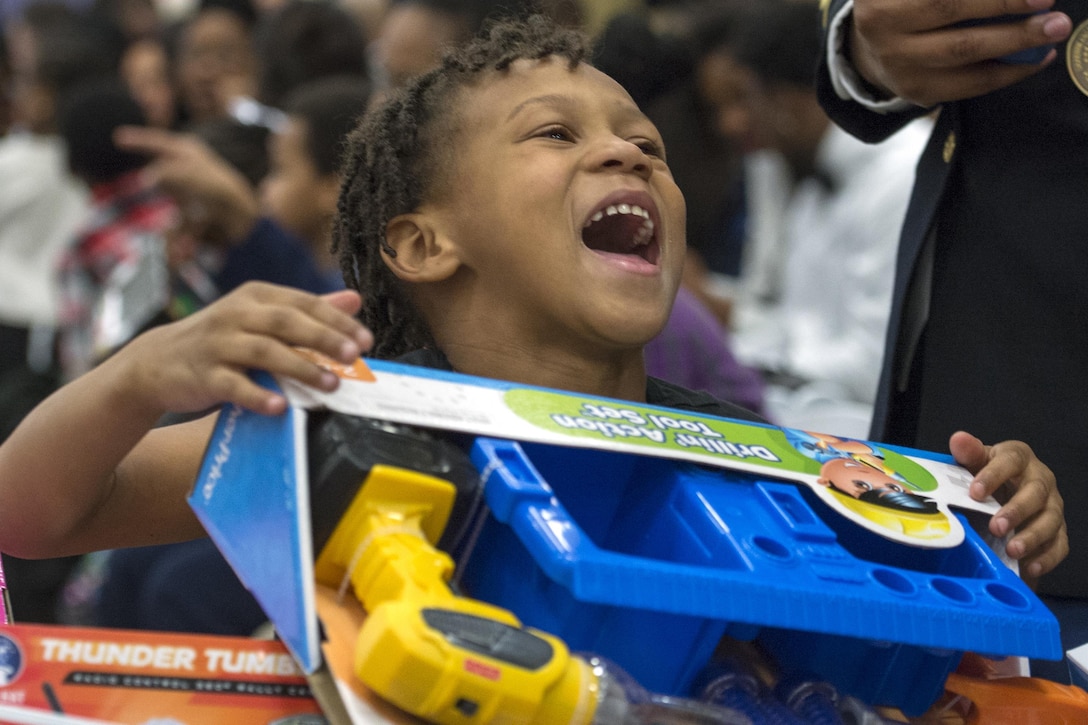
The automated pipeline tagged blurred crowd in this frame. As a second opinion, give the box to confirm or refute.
[0,0,925,636]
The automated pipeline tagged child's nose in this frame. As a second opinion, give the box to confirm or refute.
[594,137,652,179]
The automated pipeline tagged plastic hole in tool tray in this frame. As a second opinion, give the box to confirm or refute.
[984,582,1030,611]
[459,436,1061,713]
[931,578,975,605]
[871,568,916,596]
[750,536,791,561]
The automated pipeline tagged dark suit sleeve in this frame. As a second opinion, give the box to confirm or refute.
[816,0,931,143]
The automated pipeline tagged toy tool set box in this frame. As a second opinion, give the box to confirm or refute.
[461,438,1056,716]
[189,357,1062,718]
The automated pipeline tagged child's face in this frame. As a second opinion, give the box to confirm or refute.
[261,118,339,247]
[120,39,177,130]
[175,9,256,123]
[418,58,686,357]
[697,48,765,152]
[373,4,467,91]
[6,22,52,133]
[819,458,904,498]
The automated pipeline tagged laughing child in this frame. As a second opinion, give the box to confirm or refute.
[0,17,1067,587]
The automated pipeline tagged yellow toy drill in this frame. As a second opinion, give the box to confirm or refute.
[314,462,610,724]
[306,413,742,725]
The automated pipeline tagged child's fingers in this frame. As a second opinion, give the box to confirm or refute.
[220,333,343,389]
[1006,503,1068,560]
[237,300,368,366]
[321,288,365,317]
[312,289,372,352]
[990,469,1053,537]
[209,369,290,416]
[127,283,371,415]
[1014,515,1070,584]
[949,430,1032,501]
[946,431,1066,581]
[200,341,341,414]
[961,438,1058,539]
[947,430,988,474]
[222,283,371,363]
[959,438,1036,502]
[976,439,1035,486]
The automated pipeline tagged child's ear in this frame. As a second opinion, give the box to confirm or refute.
[382,212,462,282]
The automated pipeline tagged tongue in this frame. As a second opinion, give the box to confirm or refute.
[583,214,643,255]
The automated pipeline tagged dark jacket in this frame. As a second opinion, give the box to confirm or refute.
[817,0,1088,597]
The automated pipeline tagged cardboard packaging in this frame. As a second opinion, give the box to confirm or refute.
[189,357,1061,721]
[0,622,326,724]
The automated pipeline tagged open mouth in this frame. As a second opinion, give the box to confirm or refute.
[581,202,659,264]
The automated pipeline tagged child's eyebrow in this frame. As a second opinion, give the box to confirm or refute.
[506,93,654,128]
[506,94,573,121]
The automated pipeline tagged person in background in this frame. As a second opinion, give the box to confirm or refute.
[171,0,259,126]
[54,78,178,382]
[121,36,180,129]
[643,285,766,417]
[703,0,931,438]
[368,0,478,94]
[681,0,787,327]
[0,0,122,624]
[0,32,11,136]
[260,75,372,288]
[92,0,160,42]
[367,0,581,99]
[0,0,92,25]
[60,78,367,637]
[817,0,1085,681]
[252,0,370,110]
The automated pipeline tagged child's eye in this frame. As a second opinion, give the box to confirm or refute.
[634,139,665,159]
[537,125,574,142]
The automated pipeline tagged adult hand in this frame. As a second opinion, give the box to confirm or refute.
[950,430,1068,585]
[849,0,1073,106]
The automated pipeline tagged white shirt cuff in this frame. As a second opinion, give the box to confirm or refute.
[826,1,917,113]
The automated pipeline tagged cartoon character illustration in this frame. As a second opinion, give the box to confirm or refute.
[816,456,937,514]
[784,428,952,541]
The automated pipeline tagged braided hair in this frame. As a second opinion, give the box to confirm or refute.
[333,14,590,359]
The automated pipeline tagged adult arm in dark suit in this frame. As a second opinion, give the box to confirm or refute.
[816,0,1072,141]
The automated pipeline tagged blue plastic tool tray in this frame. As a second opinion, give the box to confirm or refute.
[458,437,1061,716]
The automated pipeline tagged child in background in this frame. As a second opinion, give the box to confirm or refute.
[55,79,179,382]
[0,16,1067,591]
[113,118,338,298]
[113,76,371,298]
[260,75,371,288]
[79,76,370,635]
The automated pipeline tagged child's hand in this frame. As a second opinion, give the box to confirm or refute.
[114,125,260,244]
[949,431,1068,584]
[116,282,373,417]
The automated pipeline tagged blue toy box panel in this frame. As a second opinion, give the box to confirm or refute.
[458,438,1061,716]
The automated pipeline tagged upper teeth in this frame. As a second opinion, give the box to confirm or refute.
[585,203,656,246]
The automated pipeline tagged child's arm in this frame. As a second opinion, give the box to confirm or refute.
[114,125,260,245]
[951,431,1068,586]
[0,283,372,559]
